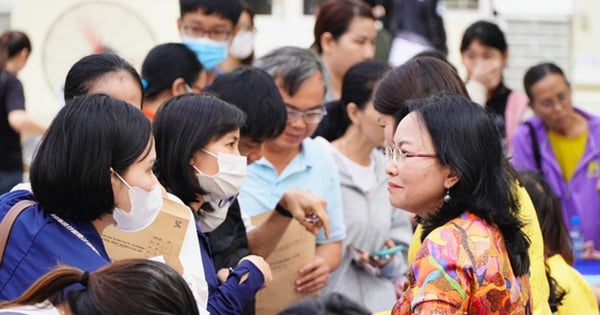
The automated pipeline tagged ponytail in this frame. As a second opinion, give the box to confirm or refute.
[0,266,85,307]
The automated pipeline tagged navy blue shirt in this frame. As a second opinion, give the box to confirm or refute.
[196,221,264,315]
[0,190,110,300]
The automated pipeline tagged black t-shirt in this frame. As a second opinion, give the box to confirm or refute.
[0,71,25,172]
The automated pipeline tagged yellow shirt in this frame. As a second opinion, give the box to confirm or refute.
[407,183,551,315]
[546,254,599,315]
[548,129,588,181]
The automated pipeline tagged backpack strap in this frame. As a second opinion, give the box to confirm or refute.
[0,199,36,266]
[524,121,542,172]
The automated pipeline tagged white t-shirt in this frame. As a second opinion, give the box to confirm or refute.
[166,193,209,315]
[332,148,377,194]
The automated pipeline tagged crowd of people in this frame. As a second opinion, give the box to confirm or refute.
[1,0,599,314]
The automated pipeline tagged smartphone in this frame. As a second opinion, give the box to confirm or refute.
[370,245,407,259]
[348,245,381,276]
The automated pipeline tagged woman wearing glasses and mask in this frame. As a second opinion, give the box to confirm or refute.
[238,47,346,295]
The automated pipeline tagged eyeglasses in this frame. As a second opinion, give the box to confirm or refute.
[181,25,232,41]
[286,105,327,124]
[384,146,436,165]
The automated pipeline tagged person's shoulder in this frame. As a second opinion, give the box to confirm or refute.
[0,71,22,87]
[0,189,36,215]
[421,213,491,258]
[302,137,336,166]
[581,108,600,127]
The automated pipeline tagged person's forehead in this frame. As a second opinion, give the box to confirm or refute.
[239,136,262,146]
[182,10,234,29]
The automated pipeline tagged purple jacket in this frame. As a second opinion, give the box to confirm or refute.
[512,108,600,249]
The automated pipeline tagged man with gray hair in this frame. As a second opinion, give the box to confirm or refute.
[239,47,345,295]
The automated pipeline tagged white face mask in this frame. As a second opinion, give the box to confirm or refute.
[112,172,163,232]
[193,149,247,202]
[229,30,254,60]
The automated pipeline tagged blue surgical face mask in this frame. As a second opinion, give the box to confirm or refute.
[182,35,228,71]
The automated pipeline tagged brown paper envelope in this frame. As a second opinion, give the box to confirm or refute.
[102,198,190,271]
[251,211,319,315]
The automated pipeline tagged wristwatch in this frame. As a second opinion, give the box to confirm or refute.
[275,202,293,218]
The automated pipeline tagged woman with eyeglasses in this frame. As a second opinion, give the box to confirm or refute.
[373,56,551,314]
[512,62,600,259]
[387,93,532,314]
[312,60,413,313]
[140,43,207,121]
[238,47,346,295]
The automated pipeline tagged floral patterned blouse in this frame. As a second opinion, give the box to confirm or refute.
[392,212,532,315]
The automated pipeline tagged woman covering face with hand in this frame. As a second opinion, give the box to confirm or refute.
[460,20,529,151]
[0,94,160,300]
[387,93,532,314]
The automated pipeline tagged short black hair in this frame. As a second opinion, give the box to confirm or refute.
[153,94,246,206]
[523,62,568,103]
[373,56,468,120]
[142,43,203,100]
[179,0,243,25]
[460,20,507,53]
[64,53,143,103]
[208,66,286,142]
[30,94,152,221]
[313,60,391,141]
[1,30,32,58]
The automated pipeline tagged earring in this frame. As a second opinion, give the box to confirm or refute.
[443,189,451,203]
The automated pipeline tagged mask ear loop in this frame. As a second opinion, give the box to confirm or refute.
[201,148,218,158]
[191,164,203,175]
[111,169,132,189]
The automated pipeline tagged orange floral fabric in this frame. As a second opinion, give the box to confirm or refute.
[392,212,532,315]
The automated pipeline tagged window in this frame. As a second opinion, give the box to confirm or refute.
[441,0,478,10]
[304,0,325,15]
